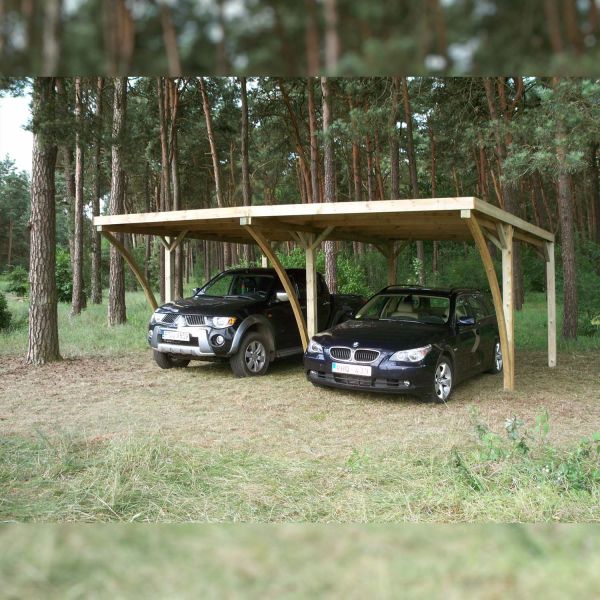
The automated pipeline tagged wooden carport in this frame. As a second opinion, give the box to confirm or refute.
[93,197,556,392]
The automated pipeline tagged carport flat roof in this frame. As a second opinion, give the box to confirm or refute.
[94,197,554,246]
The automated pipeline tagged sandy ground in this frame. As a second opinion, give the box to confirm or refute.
[1,350,599,459]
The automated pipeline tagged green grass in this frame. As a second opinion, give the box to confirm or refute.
[1,424,598,523]
[1,524,600,599]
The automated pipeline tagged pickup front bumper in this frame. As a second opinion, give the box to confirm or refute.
[149,324,235,358]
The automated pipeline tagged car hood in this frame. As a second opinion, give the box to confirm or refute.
[158,295,261,316]
[315,319,450,352]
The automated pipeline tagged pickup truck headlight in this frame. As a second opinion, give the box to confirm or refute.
[209,316,237,328]
[307,339,323,354]
[390,345,432,363]
[152,311,167,324]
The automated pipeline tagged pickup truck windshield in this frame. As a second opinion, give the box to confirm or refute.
[198,273,274,298]
[355,293,451,325]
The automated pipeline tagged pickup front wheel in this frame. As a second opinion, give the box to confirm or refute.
[153,350,190,370]
[230,332,270,377]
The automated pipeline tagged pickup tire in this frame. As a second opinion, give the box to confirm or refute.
[230,332,270,377]
[153,350,190,370]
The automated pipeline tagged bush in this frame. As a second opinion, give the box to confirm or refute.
[5,266,28,297]
[0,292,11,331]
[55,247,73,303]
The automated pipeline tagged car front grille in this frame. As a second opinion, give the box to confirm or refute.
[160,313,177,324]
[354,349,380,363]
[330,347,352,361]
[183,314,205,326]
[329,347,380,363]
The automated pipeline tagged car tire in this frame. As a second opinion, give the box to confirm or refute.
[153,350,190,370]
[487,340,503,374]
[230,332,270,377]
[422,356,454,404]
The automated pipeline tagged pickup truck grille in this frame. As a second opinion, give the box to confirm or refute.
[160,314,205,326]
[329,347,380,363]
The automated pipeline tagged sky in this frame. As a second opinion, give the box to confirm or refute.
[0,95,33,174]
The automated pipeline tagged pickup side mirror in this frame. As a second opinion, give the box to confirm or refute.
[457,316,476,327]
[275,291,289,303]
[192,287,201,296]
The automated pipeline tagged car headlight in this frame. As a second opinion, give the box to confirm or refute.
[209,316,237,328]
[307,339,323,354]
[390,345,432,363]
[152,311,167,323]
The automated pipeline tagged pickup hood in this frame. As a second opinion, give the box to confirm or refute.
[158,295,262,317]
[315,319,450,352]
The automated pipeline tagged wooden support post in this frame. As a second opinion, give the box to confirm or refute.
[500,224,515,387]
[242,221,309,350]
[546,241,557,368]
[101,230,158,311]
[305,234,318,340]
[466,215,514,391]
[165,236,173,303]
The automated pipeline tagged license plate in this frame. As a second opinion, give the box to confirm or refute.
[161,329,190,342]
[332,363,372,377]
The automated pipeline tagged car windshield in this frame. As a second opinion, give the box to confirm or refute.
[355,293,451,325]
[198,274,274,298]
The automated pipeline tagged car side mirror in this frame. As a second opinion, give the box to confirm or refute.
[192,287,201,296]
[276,291,289,303]
[457,316,476,327]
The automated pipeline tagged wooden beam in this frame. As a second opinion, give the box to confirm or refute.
[483,229,503,250]
[310,226,335,250]
[243,224,309,350]
[164,236,173,303]
[101,231,158,311]
[466,215,514,391]
[500,224,515,388]
[546,242,557,368]
[305,234,318,339]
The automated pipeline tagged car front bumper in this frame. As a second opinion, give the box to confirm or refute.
[148,324,235,358]
[304,354,434,395]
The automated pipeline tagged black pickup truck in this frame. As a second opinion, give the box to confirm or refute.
[148,268,364,377]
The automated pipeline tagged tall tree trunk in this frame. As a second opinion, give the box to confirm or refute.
[108,77,127,326]
[42,0,62,75]
[159,2,181,76]
[401,77,425,284]
[91,77,104,305]
[429,123,439,275]
[240,77,252,262]
[321,76,337,293]
[323,0,340,72]
[556,116,578,338]
[563,0,584,54]
[169,79,183,299]
[307,78,320,204]
[305,0,320,75]
[0,0,5,58]
[199,77,229,267]
[71,77,85,315]
[27,78,61,365]
[589,143,600,243]
[544,0,565,53]
[215,0,230,74]
[390,77,401,199]
[6,219,13,267]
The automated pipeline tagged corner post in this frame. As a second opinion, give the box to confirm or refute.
[500,224,515,385]
[546,241,557,368]
[305,234,318,340]
[164,236,173,303]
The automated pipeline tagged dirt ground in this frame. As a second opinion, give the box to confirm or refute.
[1,350,599,458]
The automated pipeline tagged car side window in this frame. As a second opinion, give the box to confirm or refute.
[467,295,488,320]
[455,296,471,320]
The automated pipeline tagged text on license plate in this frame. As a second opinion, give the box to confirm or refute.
[161,329,190,342]
[332,363,372,377]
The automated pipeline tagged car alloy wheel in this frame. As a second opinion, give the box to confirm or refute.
[434,361,453,401]
[494,342,503,372]
[245,340,266,373]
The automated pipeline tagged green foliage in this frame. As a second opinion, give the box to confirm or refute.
[55,247,73,303]
[5,266,28,297]
[0,292,11,331]
[463,410,600,494]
